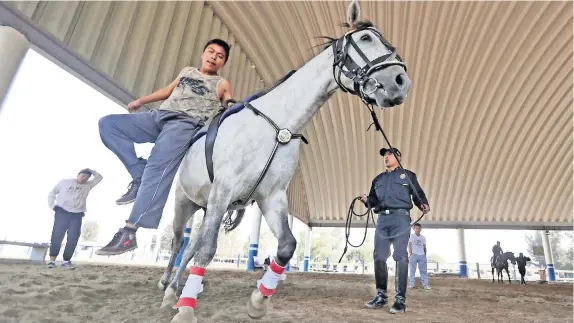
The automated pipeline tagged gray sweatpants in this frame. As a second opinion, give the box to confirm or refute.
[373,210,411,262]
[98,109,203,229]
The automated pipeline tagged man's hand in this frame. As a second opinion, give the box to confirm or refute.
[360,194,368,203]
[422,204,430,214]
[127,99,143,113]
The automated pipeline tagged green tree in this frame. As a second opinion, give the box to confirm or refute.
[525,231,572,270]
[426,253,445,264]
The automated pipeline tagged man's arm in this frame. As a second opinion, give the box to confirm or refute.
[48,181,61,210]
[87,169,103,189]
[408,171,429,211]
[408,240,412,257]
[363,178,379,208]
[128,75,180,112]
[423,238,427,256]
[218,79,233,103]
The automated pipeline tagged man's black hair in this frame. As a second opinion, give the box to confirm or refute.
[204,39,231,63]
[413,223,422,228]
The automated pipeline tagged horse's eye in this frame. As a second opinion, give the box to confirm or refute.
[360,34,371,42]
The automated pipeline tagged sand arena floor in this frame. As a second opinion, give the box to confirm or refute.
[0,263,571,323]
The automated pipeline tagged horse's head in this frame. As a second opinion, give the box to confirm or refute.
[332,0,412,108]
[505,252,517,265]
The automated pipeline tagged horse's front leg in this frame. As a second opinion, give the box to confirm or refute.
[161,220,203,310]
[492,267,495,283]
[506,267,511,284]
[170,187,231,323]
[247,191,296,319]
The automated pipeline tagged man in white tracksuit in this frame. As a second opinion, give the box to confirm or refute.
[408,223,431,289]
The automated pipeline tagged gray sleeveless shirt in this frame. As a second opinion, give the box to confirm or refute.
[159,67,224,121]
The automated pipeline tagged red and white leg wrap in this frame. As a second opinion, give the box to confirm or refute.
[174,266,205,309]
[257,259,286,297]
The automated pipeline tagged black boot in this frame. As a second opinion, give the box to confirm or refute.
[364,260,389,309]
[390,258,408,314]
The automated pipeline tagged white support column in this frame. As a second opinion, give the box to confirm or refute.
[247,205,262,272]
[457,228,468,278]
[542,230,556,282]
[285,213,294,272]
[303,226,312,272]
[0,26,29,111]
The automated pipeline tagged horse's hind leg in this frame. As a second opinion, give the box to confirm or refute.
[159,183,200,307]
[247,191,296,319]
[506,267,511,284]
[170,185,231,322]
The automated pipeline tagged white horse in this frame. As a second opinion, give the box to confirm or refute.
[161,1,412,321]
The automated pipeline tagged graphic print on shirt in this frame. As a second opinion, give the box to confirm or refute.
[66,185,82,192]
[177,77,211,96]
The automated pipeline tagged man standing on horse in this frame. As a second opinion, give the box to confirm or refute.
[95,39,233,256]
[360,147,429,314]
[492,241,503,267]
[516,252,532,285]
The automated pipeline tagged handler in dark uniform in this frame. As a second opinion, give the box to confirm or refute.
[515,252,531,285]
[360,147,429,314]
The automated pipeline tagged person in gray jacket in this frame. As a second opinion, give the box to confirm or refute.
[47,168,103,269]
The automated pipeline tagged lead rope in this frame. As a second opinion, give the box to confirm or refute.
[338,104,427,264]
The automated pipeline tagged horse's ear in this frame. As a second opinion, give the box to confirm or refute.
[346,0,361,28]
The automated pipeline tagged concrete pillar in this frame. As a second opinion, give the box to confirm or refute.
[457,228,468,278]
[246,206,262,272]
[175,216,195,268]
[0,26,29,111]
[304,226,312,272]
[285,213,294,272]
[542,230,556,282]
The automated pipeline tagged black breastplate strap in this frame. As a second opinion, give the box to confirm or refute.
[230,103,308,207]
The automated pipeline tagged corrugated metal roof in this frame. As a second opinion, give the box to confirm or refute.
[5,1,572,228]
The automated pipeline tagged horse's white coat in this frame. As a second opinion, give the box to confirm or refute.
[168,1,412,321]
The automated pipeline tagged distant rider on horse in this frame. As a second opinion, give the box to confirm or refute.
[491,241,503,266]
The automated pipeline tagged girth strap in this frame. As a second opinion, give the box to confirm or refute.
[205,108,225,183]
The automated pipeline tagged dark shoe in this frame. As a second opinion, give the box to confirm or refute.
[389,300,407,314]
[95,229,138,256]
[60,261,76,270]
[47,261,56,269]
[116,180,141,205]
[364,289,388,309]
[364,260,389,309]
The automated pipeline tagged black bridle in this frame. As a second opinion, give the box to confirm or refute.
[332,26,407,105]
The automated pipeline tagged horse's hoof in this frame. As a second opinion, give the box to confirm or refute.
[160,288,178,310]
[171,307,197,323]
[246,289,269,319]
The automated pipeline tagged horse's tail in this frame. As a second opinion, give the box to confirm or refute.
[223,209,246,233]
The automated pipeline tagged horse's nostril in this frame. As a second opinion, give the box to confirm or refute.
[395,74,405,86]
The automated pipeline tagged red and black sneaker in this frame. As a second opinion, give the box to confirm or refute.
[95,228,138,256]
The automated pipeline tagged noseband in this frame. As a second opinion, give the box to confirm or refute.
[332,26,406,105]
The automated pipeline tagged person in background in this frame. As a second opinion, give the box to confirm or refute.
[515,252,532,285]
[408,223,431,289]
[47,168,103,269]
